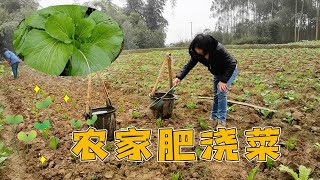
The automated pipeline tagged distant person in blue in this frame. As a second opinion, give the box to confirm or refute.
[3,48,20,79]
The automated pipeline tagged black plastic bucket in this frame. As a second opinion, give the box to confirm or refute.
[90,106,117,141]
[149,93,175,119]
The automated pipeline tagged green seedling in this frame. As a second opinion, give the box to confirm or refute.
[40,90,47,98]
[70,152,78,161]
[31,107,40,118]
[0,107,4,119]
[261,90,281,107]
[279,165,313,180]
[257,109,274,119]
[276,73,288,89]
[42,128,50,140]
[284,90,299,100]
[0,65,4,75]
[70,120,82,130]
[133,102,140,108]
[313,143,320,150]
[236,91,250,102]
[195,146,202,158]
[186,102,197,109]
[314,83,320,93]
[237,129,244,136]
[118,107,125,113]
[282,66,289,72]
[5,115,23,125]
[86,115,98,126]
[186,124,194,129]
[36,97,58,150]
[0,141,13,165]
[62,112,70,119]
[34,120,51,146]
[286,138,296,151]
[72,100,77,108]
[17,130,37,142]
[36,97,52,109]
[5,115,24,156]
[103,143,113,151]
[311,96,320,103]
[301,104,315,113]
[17,130,37,157]
[132,111,141,119]
[171,171,181,180]
[197,118,209,130]
[247,166,258,180]
[156,118,162,128]
[284,112,294,124]
[55,107,62,114]
[128,124,135,128]
[228,105,236,112]
[266,157,275,169]
[34,120,50,130]
[254,84,266,94]
[49,137,58,150]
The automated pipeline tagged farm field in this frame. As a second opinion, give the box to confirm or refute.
[0,46,319,179]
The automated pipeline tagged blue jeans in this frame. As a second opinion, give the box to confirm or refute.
[211,67,238,121]
[11,63,19,79]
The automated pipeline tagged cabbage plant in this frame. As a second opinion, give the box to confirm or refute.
[13,5,124,76]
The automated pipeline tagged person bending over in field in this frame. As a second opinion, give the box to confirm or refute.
[173,34,238,128]
[3,48,20,80]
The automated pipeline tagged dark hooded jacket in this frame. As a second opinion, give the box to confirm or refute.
[176,36,237,83]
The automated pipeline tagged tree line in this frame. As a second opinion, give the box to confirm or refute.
[0,0,173,51]
[207,0,320,44]
[0,0,319,51]
[85,0,172,49]
[0,0,38,52]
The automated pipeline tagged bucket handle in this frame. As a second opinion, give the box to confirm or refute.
[96,72,113,107]
[85,72,113,117]
[150,53,174,96]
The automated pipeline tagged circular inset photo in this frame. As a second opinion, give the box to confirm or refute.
[13,5,124,76]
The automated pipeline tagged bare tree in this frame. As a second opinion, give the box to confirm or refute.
[297,0,305,41]
[316,0,320,40]
[295,0,298,42]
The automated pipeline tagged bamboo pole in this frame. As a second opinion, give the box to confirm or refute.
[151,55,169,96]
[198,96,277,112]
[167,53,173,89]
[86,74,92,114]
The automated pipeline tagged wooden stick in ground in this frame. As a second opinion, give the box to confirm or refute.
[151,55,169,96]
[198,96,277,112]
[167,53,173,88]
[86,74,92,114]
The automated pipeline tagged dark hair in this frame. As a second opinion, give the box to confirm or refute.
[189,34,219,56]
[3,48,8,53]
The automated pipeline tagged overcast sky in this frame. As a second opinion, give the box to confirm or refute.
[38,0,217,45]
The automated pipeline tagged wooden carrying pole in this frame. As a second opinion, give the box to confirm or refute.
[96,72,112,106]
[198,96,277,112]
[86,74,92,114]
[167,53,173,88]
[151,53,171,96]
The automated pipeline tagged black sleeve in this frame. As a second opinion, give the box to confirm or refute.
[217,44,237,83]
[176,58,198,80]
[175,49,201,80]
